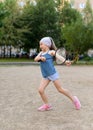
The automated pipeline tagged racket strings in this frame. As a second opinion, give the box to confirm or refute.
[56,48,66,64]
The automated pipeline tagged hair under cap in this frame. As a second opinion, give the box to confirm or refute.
[40,37,51,47]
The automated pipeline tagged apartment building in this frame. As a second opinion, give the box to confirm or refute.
[70,0,93,11]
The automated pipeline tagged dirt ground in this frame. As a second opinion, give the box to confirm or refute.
[0,65,93,130]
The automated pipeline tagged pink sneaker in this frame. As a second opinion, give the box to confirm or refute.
[74,96,81,110]
[38,104,52,111]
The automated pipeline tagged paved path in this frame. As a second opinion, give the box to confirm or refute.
[0,65,93,130]
[0,62,39,65]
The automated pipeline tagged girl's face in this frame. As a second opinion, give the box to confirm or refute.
[39,42,49,51]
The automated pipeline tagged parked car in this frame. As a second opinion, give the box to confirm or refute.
[16,51,29,58]
[29,52,38,59]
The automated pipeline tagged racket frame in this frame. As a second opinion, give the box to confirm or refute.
[55,48,66,65]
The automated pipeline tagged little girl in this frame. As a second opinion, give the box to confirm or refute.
[34,37,81,111]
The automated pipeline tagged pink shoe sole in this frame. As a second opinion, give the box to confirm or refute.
[38,104,53,111]
[74,96,81,110]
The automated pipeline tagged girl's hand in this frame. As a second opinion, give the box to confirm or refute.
[65,60,71,66]
[40,56,46,62]
[34,52,46,62]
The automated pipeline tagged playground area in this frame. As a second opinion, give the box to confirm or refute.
[0,65,93,130]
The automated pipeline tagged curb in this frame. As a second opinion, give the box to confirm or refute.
[0,62,40,66]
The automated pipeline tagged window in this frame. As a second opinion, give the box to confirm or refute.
[79,3,85,9]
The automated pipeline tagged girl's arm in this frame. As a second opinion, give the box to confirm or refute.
[56,52,66,63]
[34,52,46,62]
[49,50,65,62]
[49,50,71,65]
[56,52,71,65]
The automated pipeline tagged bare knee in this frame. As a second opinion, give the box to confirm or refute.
[38,87,44,95]
[57,88,64,93]
[58,88,69,96]
[57,87,67,94]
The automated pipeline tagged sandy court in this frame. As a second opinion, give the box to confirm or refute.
[0,65,93,130]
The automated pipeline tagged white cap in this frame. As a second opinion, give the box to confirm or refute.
[40,37,51,47]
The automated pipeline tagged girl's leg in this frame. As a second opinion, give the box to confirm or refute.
[38,78,50,104]
[38,79,53,111]
[53,79,81,109]
[53,79,74,102]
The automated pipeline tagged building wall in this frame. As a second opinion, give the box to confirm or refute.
[70,0,93,11]
[0,0,4,2]
[58,0,93,11]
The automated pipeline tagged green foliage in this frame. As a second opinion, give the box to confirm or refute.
[0,0,93,57]
[82,0,93,25]
[29,0,60,45]
[59,1,83,48]
[62,19,93,55]
[83,56,93,61]
[10,0,61,52]
[0,0,20,46]
[60,1,82,25]
[0,2,9,29]
[60,0,93,57]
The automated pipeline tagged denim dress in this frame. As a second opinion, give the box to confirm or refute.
[40,52,56,78]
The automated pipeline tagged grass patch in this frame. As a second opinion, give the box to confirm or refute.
[76,61,93,65]
[0,57,93,65]
[76,56,93,65]
[0,58,34,62]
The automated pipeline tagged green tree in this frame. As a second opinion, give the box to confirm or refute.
[13,0,60,52]
[27,0,60,50]
[58,1,82,47]
[59,1,82,26]
[82,0,93,25]
[61,0,93,60]
[2,0,20,45]
[62,19,93,58]
[13,1,35,52]
[0,1,9,36]
[0,0,21,57]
